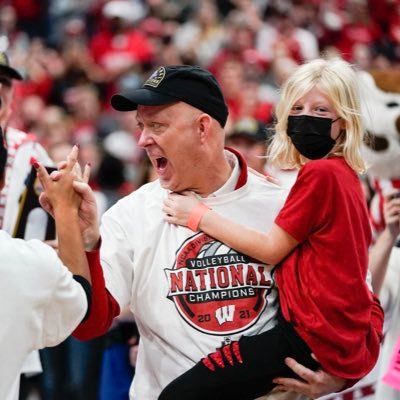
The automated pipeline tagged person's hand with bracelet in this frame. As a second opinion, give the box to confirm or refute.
[163,191,210,231]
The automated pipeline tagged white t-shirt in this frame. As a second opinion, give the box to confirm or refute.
[99,153,288,399]
[0,127,54,374]
[0,230,88,400]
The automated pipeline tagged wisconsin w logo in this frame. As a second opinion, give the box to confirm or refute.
[216,305,235,325]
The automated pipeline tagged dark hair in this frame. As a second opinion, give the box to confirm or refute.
[96,153,126,190]
[0,127,7,177]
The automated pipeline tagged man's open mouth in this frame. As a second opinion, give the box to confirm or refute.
[156,157,167,170]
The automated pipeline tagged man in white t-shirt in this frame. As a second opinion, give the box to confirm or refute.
[41,65,355,400]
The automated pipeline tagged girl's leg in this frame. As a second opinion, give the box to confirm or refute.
[159,319,319,400]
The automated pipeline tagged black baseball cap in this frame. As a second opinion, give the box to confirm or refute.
[228,118,270,143]
[0,52,23,81]
[111,65,229,127]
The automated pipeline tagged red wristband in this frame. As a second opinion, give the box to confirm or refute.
[187,203,210,232]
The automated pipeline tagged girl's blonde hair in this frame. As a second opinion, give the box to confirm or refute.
[267,58,367,173]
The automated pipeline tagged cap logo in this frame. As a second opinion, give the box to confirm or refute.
[144,67,166,88]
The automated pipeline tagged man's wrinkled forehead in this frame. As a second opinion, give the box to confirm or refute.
[136,103,171,120]
[136,101,188,120]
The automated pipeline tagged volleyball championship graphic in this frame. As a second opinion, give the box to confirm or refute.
[164,232,274,335]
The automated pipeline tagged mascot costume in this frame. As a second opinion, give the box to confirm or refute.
[359,69,400,400]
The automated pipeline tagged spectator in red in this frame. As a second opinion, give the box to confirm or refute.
[319,0,383,62]
[225,117,271,175]
[89,0,154,106]
[10,38,60,106]
[89,0,154,93]
[256,3,319,65]
[9,0,49,39]
[214,58,273,129]
[63,83,102,144]
[173,0,225,67]
[238,78,274,124]
[207,10,268,78]
[138,17,184,67]
[0,4,30,58]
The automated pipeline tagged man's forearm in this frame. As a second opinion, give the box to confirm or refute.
[54,206,91,284]
[369,228,397,295]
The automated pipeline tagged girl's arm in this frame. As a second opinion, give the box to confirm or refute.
[164,192,299,266]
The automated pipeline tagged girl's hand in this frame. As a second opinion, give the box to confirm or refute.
[248,167,280,185]
[163,191,202,227]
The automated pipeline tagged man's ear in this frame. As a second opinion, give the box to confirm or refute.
[198,113,212,143]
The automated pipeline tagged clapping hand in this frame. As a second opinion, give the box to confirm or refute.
[37,145,101,251]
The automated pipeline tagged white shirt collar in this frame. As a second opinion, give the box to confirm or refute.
[211,150,240,197]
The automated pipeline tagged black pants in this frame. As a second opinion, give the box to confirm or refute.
[159,315,319,400]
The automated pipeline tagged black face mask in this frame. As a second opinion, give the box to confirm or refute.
[287,115,339,160]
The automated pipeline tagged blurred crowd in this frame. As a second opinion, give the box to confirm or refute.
[2,0,400,204]
[1,0,399,399]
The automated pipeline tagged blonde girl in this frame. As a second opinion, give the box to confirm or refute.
[160,58,384,400]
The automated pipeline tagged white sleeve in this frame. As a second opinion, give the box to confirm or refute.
[31,141,54,167]
[39,246,88,348]
[99,207,134,310]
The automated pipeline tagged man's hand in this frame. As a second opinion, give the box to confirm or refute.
[383,190,400,238]
[39,181,100,251]
[38,145,100,251]
[35,150,80,211]
[272,357,346,399]
[72,180,101,251]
